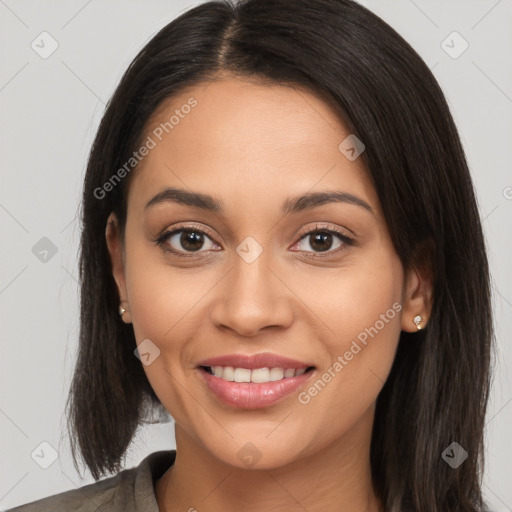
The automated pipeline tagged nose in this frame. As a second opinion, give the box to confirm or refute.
[209,248,294,338]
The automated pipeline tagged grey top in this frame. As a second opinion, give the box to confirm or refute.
[6,450,176,512]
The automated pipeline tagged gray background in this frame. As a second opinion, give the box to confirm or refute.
[0,0,510,510]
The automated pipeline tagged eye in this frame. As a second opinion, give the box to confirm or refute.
[155,226,219,258]
[291,224,354,256]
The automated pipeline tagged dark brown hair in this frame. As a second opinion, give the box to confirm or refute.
[66,1,494,510]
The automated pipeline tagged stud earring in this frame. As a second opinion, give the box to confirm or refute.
[119,301,129,316]
[413,315,423,330]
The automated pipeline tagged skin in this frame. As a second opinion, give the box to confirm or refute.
[106,74,432,512]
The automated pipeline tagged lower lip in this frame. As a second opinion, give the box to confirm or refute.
[198,368,314,409]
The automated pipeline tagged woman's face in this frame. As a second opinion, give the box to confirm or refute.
[107,76,427,469]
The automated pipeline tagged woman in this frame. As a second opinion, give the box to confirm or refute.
[9,0,493,510]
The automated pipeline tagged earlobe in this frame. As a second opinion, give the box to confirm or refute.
[105,212,132,324]
[118,301,131,323]
[400,264,434,333]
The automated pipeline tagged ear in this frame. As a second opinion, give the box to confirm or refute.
[105,212,132,324]
[400,241,434,332]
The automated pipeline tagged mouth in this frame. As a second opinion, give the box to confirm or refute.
[195,354,316,409]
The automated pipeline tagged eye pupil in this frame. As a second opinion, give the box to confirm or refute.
[310,232,333,252]
[181,230,204,251]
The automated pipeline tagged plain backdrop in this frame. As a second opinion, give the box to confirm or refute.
[0,0,511,510]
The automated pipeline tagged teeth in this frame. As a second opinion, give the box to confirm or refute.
[222,366,234,381]
[210,366,309,383]
[251,367,270,383]
[233,368,251,382]
[269,368,284,381]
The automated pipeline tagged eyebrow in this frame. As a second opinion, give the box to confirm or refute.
[144,187,374,215]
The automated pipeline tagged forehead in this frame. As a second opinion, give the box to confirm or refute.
[147,76,345,155]
[127,76,379,217]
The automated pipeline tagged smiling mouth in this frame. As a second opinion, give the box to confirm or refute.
[200,365,316,383]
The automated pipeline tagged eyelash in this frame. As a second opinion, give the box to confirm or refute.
[154,223,355,260]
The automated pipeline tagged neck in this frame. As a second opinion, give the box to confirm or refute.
[155,405,382,512]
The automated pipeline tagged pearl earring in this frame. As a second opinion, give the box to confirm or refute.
[413,315,423,330]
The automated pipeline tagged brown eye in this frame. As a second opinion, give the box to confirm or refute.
[175,230,207,252]
[156,228,218,256]
[293,226,354,256]
[300,231,339,252]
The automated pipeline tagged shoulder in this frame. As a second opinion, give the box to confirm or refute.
[5,450,176,512]
[6,470,133,512]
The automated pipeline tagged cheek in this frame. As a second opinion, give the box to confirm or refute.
[123,248,202,425]
[122,242,213,400]
[295,248,403,354]
[123,238,205,341]
[299,255,404,410]
[295,303,402,453]
[322,272,403,360]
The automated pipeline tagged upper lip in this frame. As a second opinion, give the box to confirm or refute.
[196,352,314,370]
